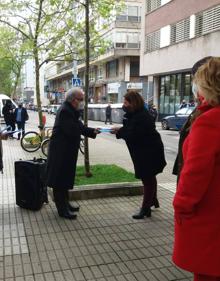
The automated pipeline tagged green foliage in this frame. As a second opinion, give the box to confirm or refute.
[0,58,14,95]
[0,26,24,96]
[75,164,137,186]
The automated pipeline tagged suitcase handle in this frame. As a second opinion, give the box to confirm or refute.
[33,157,46,163]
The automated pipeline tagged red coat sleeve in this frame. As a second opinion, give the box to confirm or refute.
[173,113,220,216]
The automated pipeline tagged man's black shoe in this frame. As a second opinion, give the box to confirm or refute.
[58,211,77,220]
[68,203,80,212]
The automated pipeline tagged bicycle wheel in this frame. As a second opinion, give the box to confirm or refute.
[20,131,42,152]
[41,138,50,157]
[79,138,85,155]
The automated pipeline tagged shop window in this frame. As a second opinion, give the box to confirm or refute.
[159,73,192,115]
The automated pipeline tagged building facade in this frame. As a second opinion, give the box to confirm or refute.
[44,0,148,104]
[140,0,220,117]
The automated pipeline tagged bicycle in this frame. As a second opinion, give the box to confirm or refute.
[20,125,53,157]
[36,136,84,157]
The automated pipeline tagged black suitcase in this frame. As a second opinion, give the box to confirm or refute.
[15,158,48,210]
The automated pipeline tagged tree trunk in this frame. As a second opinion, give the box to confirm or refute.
[84,0,92,177]
[34,49,43,128]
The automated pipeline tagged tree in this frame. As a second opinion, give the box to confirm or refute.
[0,0,77,126]
[0,26,24,97]
[68,0,123,176]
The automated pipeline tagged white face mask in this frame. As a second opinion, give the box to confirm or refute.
[192,82,199,98]
[78,101,85,110]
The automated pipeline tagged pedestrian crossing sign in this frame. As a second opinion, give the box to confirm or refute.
[72,78,81,87]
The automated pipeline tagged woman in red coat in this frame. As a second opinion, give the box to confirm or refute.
[173,57,220,281]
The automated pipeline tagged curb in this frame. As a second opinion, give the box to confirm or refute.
[49,182,143,201]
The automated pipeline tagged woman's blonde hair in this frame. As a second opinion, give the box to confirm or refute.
[194,57,220,106]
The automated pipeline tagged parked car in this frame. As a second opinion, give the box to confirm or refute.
[48,104,60,115]
[42,106,48,112]
[161,106,195,130]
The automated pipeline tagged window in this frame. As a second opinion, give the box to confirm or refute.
[128,6,139,22]
[97,65,103,80]
[146,0,171,13]
[115,32,140,49]
[146,0,161,13]
[116,5,141,22]
[170,18,190,44]
[89,68,96,82]
[127,33,140,48]
[130,60,139,76]
[145,30,160,53]
[106,60,118,78]
[195,5,220,37]
[159,73,192,115]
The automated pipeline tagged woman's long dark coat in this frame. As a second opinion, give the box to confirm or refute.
[116,109,166,179]
[46,101,96,189]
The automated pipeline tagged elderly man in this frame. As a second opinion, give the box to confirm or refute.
[46,88,99,219]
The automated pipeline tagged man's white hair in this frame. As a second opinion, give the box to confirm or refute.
[65,88,83,103]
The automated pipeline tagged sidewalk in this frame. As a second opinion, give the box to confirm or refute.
[0,131,192,280]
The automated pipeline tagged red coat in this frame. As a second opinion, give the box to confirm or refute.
[173,105,220,276]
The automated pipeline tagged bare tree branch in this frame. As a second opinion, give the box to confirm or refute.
[0,19,30,39]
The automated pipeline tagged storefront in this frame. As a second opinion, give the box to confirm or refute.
[127,82,143,94]
[159,72,193,117]
[107,82,121,103]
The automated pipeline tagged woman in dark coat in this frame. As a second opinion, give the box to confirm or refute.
[111,91,166,219]
[46,88,99,219]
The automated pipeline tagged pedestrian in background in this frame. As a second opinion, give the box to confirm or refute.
[179,99,187,109]
[15,103,29,140]
[2,100,15,136]
[46,88,100,220]
[173,57,220,281]
[111,91,166,219]
[105,103,112,124]
[148,104,158,122]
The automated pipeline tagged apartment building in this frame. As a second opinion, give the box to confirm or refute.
[44,0,146,104]
[140,0,220,117]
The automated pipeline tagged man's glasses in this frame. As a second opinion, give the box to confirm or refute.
[75,97,84,102]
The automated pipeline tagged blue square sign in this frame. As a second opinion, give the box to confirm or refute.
[72,78,81,87]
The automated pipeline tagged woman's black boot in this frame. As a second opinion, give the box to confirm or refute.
[132,208,151,219]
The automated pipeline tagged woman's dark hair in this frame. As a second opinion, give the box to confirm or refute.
[124,90,144,111]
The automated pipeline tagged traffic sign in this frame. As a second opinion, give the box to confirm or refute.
[72,78,81,87]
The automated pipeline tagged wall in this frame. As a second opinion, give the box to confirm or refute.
[140,31,220,76]
[145,0,220,34]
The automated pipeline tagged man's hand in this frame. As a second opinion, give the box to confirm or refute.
[110,127,121,134]
[94,128,101,134]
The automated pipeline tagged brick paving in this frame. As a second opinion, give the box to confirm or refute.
[0,113,192,281]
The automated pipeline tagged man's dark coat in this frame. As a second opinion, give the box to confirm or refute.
[46,101,96,189]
